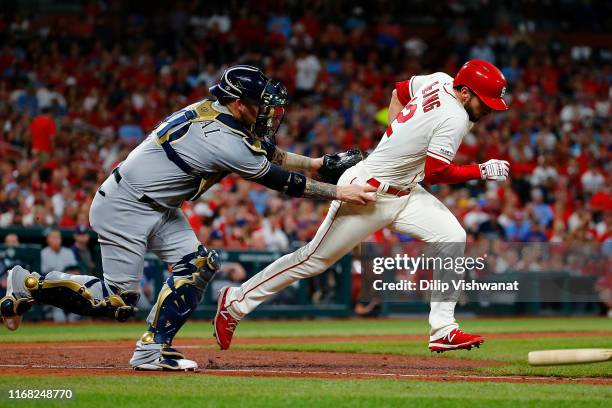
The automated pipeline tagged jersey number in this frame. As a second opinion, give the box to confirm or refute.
[385,102,417,138]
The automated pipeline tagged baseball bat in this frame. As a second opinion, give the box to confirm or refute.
[528,349,612,366]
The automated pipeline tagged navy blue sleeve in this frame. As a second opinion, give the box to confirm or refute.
[260,139,277,162]
[253,163,307,197]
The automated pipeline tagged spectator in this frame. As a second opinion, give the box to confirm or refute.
[531,189,554,227]
[469,39,496,63]
[0,233,21,296]
[505,210,532,242]
[40,229,80,322]
[136,259,160,312]
[13,83,38,116]
[4,233,19,247]
[29,107,56,158]
[526,222,548,242]
[259,213,290,251]
[463,199,490,232]
[210,262,248,302]
[501,56,523,85]
[530,155,558,189]
[581,162,605,194]
[70,225,95,274]
[477,215,507,240]
[41,229,78,274]
[294,48,321,100]
[117,112,144,144]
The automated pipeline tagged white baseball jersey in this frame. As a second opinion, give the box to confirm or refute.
[363,72,473,190]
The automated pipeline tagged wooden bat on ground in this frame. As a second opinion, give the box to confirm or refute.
[528,349,612,366]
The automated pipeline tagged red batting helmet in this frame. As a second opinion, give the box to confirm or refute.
[453,60,508,111]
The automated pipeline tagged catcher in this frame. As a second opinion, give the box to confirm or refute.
[0,65,372,371]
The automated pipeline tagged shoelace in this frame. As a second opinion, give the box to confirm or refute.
[222,312,238,333]
[226,318,238,333]
[446,329,464,341]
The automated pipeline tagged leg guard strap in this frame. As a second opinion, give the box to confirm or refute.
[26,274,139,322]
[146,273,206,345]
[146,247,220,345]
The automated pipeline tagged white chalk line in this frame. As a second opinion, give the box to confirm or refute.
[0,363,132,370]
[0,344,204,350]
[0,363,609,384]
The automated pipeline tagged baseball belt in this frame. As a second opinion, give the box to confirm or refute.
[366,178,411,197]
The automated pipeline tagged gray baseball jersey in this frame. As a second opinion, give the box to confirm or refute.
[88,99,276,291]
[118,100,272,208]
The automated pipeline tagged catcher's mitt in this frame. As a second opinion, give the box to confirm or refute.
[318,148,364,184]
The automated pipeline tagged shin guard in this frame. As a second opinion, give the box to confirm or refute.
[142,246,220,346]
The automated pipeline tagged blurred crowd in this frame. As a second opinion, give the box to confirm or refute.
[0,0,610,256]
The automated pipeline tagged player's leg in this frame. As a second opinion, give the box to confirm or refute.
[390,184,482,350]
[0,186,149,330]
[1,265,37,330]
[224,205,392,318]
[129,208,219,371]
[214,199,386,349]
[0,176,161,332]
[0,264,138,331]
[0,265,34,330]
[215,167,400,349]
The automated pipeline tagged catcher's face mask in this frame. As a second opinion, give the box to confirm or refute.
[251,80,289,143]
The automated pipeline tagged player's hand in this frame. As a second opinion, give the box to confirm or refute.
[337,184,377,205]
[479,159,510,181]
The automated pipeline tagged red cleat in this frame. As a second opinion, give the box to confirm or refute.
[428,328,484,353]
[213,287,239,350]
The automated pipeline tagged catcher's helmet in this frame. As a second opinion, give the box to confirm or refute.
[453,60,508,111]
[210,65,289,141]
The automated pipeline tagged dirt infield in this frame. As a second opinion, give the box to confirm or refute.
[1,334,611,385]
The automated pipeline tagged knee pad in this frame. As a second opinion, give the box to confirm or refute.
[145,245,220,345]
[26,274,139,322]
[171,244,220,283]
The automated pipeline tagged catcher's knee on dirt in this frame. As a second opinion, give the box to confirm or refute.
[142,245,220,346]
[24,272,139,322]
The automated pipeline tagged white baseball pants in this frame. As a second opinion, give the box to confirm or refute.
[224,162,466,339]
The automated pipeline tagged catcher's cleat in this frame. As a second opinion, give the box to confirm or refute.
[0,266,36,331]
[213,286,240,350]
[133,358,197,371]
[130,338,197,371]
[428,328,484,353]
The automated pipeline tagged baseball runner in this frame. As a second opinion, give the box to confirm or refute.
[0,65,374,370]
[214,60,511,352]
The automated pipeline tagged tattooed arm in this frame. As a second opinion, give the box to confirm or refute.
[271,147,323,171]
[254,163,376,205]
[303,178,377,204]
[303,178,338,200]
